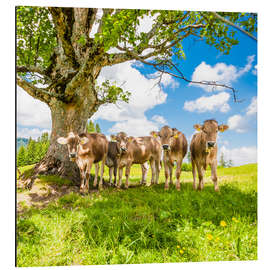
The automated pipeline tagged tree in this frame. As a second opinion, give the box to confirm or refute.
[17,145,26,167]
[220,152,227,167]
[95,123,101,133]
[87,120,96,133]
[16,7,257,184]
[25,138,37,165]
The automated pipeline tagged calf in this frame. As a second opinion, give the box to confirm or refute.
[57,132,108,192]
[113,132,161,188]
[152,126,187,190]
[105,140,121,186]
[190,119,229,191]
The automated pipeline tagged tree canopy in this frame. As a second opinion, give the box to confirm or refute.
[17,7,257,106]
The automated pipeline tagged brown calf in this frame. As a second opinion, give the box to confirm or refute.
[190,119,229,192]
[152,126,188,190]
[57,132,108,192]
[105,140,121,186]
[113,132,161,188]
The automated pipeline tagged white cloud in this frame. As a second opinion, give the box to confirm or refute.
[183,92,230,113]
[109,117,160,137]
[252,65,257,76]
[92,60,168,136]
[17,86,51,129]
[190,55,256,92]
[227,96,257,133]
[246,96,257,116]
[17,127,51,140]
[219,145,257,166]
[151,115,167,125]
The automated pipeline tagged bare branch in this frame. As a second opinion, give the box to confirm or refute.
[211,12,257,41]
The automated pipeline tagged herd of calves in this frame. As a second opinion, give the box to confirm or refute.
[57,119,229,193]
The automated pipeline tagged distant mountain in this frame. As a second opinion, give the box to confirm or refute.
[17,137,29,149]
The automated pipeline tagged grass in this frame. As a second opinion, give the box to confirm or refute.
[16,163,257,266]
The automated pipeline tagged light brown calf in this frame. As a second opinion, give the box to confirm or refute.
[113,132,161,188]
[190,119,229,192]
[57,132,108,192]
[152,126,188,190]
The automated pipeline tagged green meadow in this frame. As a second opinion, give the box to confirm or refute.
[16,163,257,266]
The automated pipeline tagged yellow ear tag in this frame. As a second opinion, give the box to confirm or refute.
[80,138,87,144]
[196,127,201,132]
[219,127,224,133]
[205,148,210,153]
[128,137,133,142]
[174,134,179,139]
[153,133,157,138]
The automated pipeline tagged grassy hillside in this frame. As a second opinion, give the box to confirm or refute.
[16,164,257,266]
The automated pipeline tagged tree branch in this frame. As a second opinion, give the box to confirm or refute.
[17,76,64,103]
[48,7,78,68]
[211,12,257,41]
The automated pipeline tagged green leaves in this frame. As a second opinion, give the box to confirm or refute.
[16,6,57,70]
[96,80,131,105]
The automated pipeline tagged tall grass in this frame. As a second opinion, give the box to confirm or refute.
[17,164,257,266]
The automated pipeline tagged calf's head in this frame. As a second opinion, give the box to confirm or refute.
[57,132,89,161]
[193,120,229,150]
[153,126,179,151]
[110,132,132,153]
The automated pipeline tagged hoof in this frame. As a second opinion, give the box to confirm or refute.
[176,185,180,191]
[214,187,220,192]
[164,185,169,191]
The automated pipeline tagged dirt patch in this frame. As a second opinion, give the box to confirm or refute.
[17,178,80,214]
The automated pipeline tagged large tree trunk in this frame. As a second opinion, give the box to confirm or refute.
[22,81,98,188]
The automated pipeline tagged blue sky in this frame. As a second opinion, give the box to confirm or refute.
[17,12,257,166]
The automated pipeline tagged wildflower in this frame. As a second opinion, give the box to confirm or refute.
[183,247,186,250]
[207,234,213,241]
[232,217,239,223]
[179,249,184,254]
[177,245,180,249]
[220,220,227,227]
[215,237,220,242]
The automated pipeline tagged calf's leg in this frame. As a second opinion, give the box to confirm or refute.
[210,160,219,192]
[140,162,148,185]
[191,157,197,190]
[197,163,205,191]
[99,157,106,190]
[93,163,99,187]
[155,159,160,184]
[164,161,169,190]
[118,167,123,188]
[84,160,93,192]
[109,167,113,186]
[149,158,156,185]
[125,163,132,189]
[175,157,183,191]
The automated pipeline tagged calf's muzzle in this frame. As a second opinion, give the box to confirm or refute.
[207,141,216,148]
[162,144,170,151]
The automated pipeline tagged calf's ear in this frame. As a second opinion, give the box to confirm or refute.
[218,125,229,132]
[150,131,158,138]
[128,136,134,142]
[193,124,202,131]
[110,134,117,141]
[57,137,68,145]
[79,136,89,145]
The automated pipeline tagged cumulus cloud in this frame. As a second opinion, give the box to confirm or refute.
[17,127,51,140]
[17,86,51,129]
[227,96,257,133]
[219,145,257,166]
[92,60,169,136]
[190,55,256,92]
[151,115,167,125]
[109,117,161,137]
[183,92,230,113]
